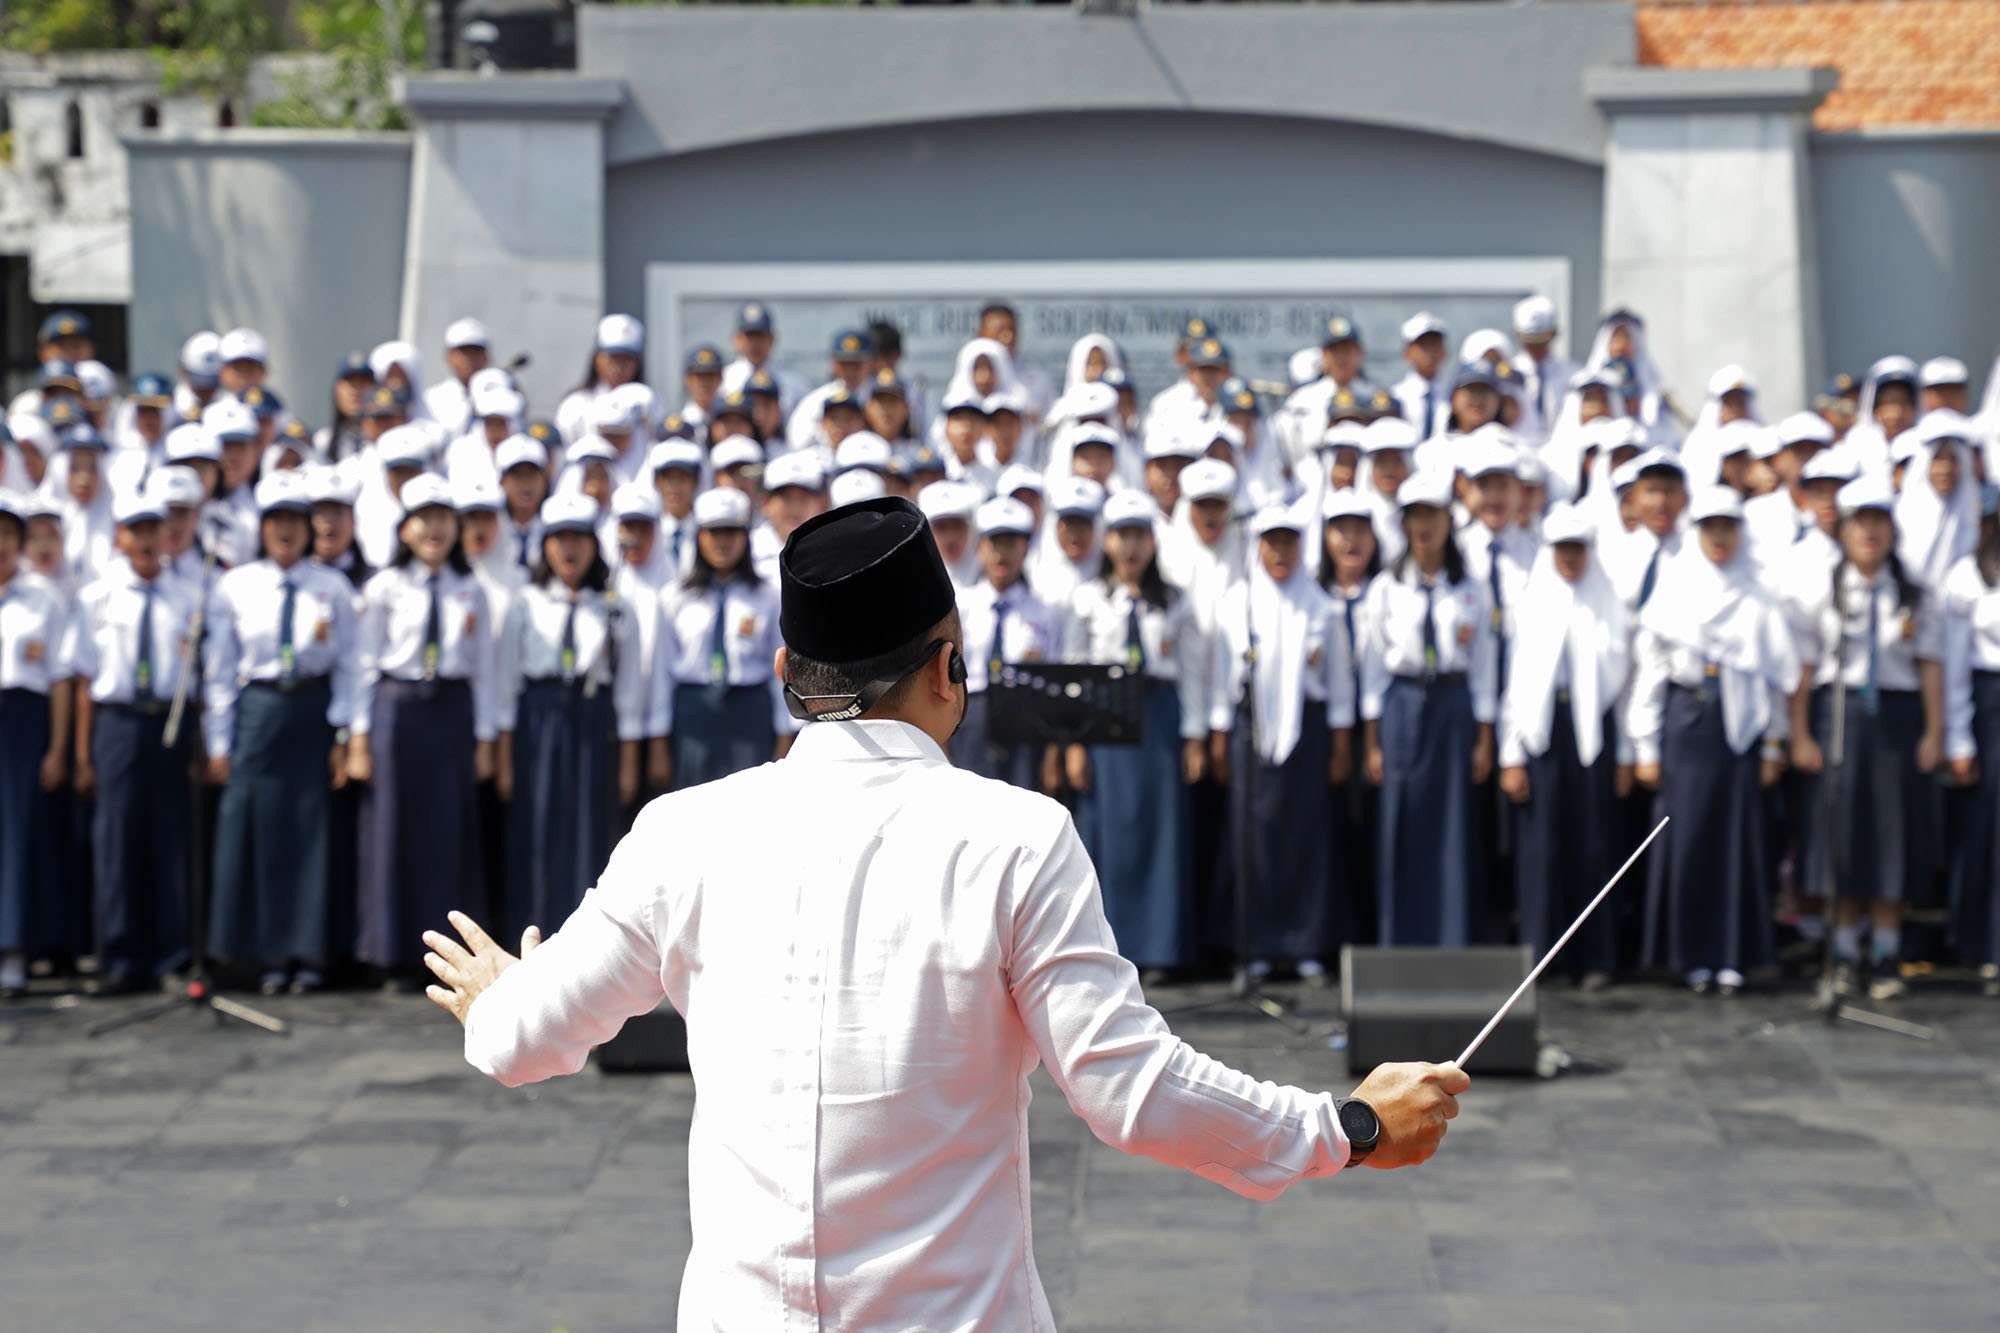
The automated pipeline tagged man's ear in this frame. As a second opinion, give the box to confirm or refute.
[772,646,789,682]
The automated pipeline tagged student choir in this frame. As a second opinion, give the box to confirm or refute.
[3,302,1999,1004]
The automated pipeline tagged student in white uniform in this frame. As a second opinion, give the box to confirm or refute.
[493,491,648,949]
[1361,469,1497,947]
[718,302,807,417]
[596,483,675,804]
[952,497,1065,790]
[556,315,646,445]
[353,422,436,573]
[784,328,876,452]
[659,488,793,788]
[1626,486,1798,994]
[1357,416,1417,567]
[648,439,703,579]
[1786,477,1945,1001]
[1062,490,1207,977]
[1208,501,1353,980]
[1217,378,1291,509]
[753,451,828,584]
[66,489,203,994]
[201,398,263,569]
[1030,476,1105,609]
[348,474,499,987]
[492,435,550,574]
[1743,412,1834,568]
[443,379,526,487]
[1941,485,2000,993]
[583,385,654,486]
[50,423,116,586]
[1893,410,1982,592]
[1143,336,1231,446]
[202,470,359,996]
[1392,312,1452,438]
[1512,296,1576,442]
[1278,314,1376,471]
[1318,487,1383,943]
[424,318,493,438]
[917,480,983,590]
[0,497,74,997]
[1498,502,1631,987]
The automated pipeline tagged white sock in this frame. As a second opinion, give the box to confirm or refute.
[1796,916,1826,944]
[0,951,23,988]
[1871,926,1901,965]
[1833,924,1863,963]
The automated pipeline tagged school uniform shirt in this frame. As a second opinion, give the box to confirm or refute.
[1788,563,1943,692]
[460,717,1352,1329]
[64,569,201,706]
[958,578,1065,693]
[1357,564,1499,725]
[496,582,651,743]
[1742,490,1814,571]
[443,433,508,489]
[656,512,697,584]
[1141,379,1208,449]
[1363,489,1408,567]
[104,440,166,500]
[784,381,850,453]
[1279,376,1373,469]
[201,559,360,759]
[58,494,117,586]
[352,564,500,742]
[1458,521,1538,677]
[658,576,796,736]
[1604,527,1681,612]
[1517,352,1578,441]
[1942,556,2000,761]
[1499,550,1634,769]
[749,521,786,587]
[0,571,72,694]
[500,511,545,573]
[554,386,606,447]
[205,488,260,570]
[1392,371,1450,440]
[1624,548,1799,765]
[1208,569,1355,762]
[1028,546,1096,612]
[425,378,477,439]
[1064,580,1208,740]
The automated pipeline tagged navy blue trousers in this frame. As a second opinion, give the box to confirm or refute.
[208,679,333,970]
[502,680,616,946]
[1376,676,1483,946]
[357,679,480,970]
[91,702,191,982]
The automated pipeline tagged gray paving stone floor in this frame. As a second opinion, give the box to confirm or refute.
[3,979,1997,1332]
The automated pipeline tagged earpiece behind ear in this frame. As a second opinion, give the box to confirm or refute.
[947,647,968,685]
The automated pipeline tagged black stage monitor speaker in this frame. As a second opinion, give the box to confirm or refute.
[593,1000,690,1074]
[1339,946,1538,1076]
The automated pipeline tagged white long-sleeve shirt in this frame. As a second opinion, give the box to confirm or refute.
[201,558,360,758]
[352,563,498,740]
[1063,578,1208,740]
[462,719,1350,1331]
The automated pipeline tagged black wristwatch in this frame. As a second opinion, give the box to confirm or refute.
[1336,1097,1381,1165]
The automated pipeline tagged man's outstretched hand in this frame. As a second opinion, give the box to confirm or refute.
[423,910,541,1027]
[1350,1062,1470,1169]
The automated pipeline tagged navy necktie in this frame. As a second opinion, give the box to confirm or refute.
[708,590,729,684]
[134,582,157,701]
[422,573,441,680]
[1421,580,1438,680]
[1862,582,1880,716]
[277,574,297,686]
[1487,549,1507,685]
[1637,546,1663,609]
[560,591,579,685]
[1125,596,1145,671]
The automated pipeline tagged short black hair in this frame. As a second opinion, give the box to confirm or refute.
[785,611,959,718]
[979,302,1017,326]
[867,320,902,358]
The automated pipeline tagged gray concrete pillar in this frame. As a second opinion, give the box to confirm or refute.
[397,75,625,411]
[1587,67,1837,418]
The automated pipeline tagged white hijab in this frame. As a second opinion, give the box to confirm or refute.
[1637,543,1799,754]
[369,340,431,418]
[1246,548,1325,764]
[942,337,1022,403]
[1583,317,1670,427]
[1841,355,1918,477]
[1062,334,1124,395]
[1893,434,1979,590]
[1506,542,1630,765]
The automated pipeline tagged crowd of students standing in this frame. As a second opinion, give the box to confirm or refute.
[1,299,1996,1007]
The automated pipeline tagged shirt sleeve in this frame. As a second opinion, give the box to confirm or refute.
[612,597,648,743]
[1325,600,1354,730]
[1467,584,1498,726]
[462,807,672,1088]
[1359,581,1389,724]
[201,579,240,761]
[470,584,499,743]
[1625,627,1669,767]
[351,577,384,738]
[326,579,359,732]
[649,596,677,739]
[1171,599,1207,742]
[1006,812,1349,1201]
[63,592,98,690]
[494,594,524,735]
[1944,604,1975,762]
[1206,591,1236,735]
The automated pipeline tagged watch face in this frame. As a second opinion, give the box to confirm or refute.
[1339,1098,1379,1144]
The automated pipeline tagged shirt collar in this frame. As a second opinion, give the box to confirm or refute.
[785,719,949,766]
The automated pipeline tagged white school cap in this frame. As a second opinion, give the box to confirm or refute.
[1396,468,1456,511]
[452,476,504,513]
[976,497,1036,538]
[1512,296,1558,339]
[595,314,645,356]
[165,422,221,464]
[1049,475,1107,518]
[649,439,705,475]
[378,424,437,470]
[694,487,752,529]
[495,435,548,475]
[1400,310,1448,345]
[764,450,826,493]
[1180,458,1237,502]
[918,479,980,523]
[1540,501,1596,544]
[113,488,164,526]
[710,435,765,473]
[1836,476,1894,518]
[540,491,600,535]
[444,317,490,350]
[1687,485,1744,523]
[399,473,454,515]
[827,470,886,506]
[1919,356,1968,389]
[1102,490,1158,530]
[218,327,267,364]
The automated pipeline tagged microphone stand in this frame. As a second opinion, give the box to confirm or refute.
[91,513,286,1037]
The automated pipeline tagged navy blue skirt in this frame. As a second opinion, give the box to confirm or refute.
[1512,701,1619,976]
[1376,676,1483,946]
[90,702,192,982]
[1949,670,2000,966]
[503,680,616,944]
[1229,699,1333,963]
[209,678,333,969]
[356,678,480,969]
[0,688,64,956]
[947,691,1040,790]
[1642,685,1771,973]
[1076,680,1192,969]
[1800,687,1940,905]
[672,682,774,790]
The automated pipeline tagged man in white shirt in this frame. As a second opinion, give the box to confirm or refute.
[719,301,807,417]
[1392,311,1452,438]
[785,328,877,451]
[1512,295,1575,441]
[420,496,1467,1330]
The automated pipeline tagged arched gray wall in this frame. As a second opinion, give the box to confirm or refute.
[604,110,1604,351]
[1814,131,2000,397]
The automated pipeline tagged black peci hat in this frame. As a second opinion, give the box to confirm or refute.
[780,496,956,665]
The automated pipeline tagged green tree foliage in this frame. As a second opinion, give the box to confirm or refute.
[0,0,425,131]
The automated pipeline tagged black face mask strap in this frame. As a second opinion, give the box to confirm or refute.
[784,640,961,724]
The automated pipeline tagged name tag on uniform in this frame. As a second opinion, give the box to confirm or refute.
[1900,613,1915,642]
[22,640,43,664]
[737,615,757,639]
[314,618,331,644]
[462,609,478,637]
[1307,642,1324,671]
[1456,623,1474,648]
